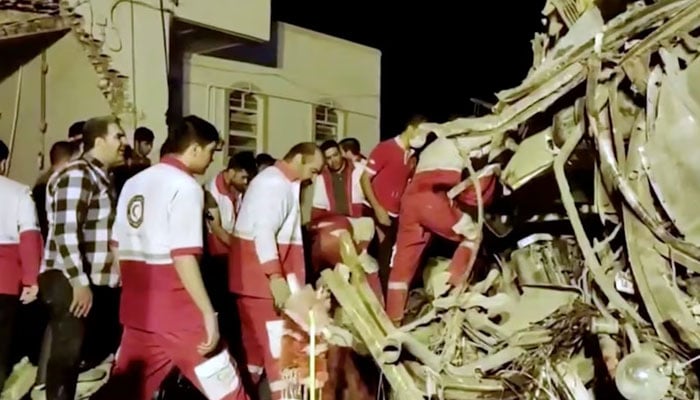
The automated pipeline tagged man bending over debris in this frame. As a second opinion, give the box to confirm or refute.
[229,142,324,399]
[310,140,382,300]
[386,136,500,324]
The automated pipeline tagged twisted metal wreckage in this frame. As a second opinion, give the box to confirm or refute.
[286,0,700,399]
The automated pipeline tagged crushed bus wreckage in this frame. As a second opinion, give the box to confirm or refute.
[294,0,700,399]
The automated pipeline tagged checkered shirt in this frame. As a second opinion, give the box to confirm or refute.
[41,154,119,287]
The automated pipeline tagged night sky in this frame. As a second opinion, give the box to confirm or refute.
[272,1,544,139]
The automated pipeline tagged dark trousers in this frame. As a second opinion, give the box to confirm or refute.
[38,270,121,400]
[0,294,18,391]
[375,217,398,296]
[201,255,238,346]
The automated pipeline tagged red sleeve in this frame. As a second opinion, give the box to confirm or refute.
[19,231,43,286]
[17,190,42,286]
[365,142,388,176]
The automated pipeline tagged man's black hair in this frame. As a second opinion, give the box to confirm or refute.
[134,127,155,143]
[228,151,257,176]
[339,138,361,155]
[49,141,76,165]
[68,121,85,139]
[255,153,275,167]
[162,115,220,154]
[319,139,339,153]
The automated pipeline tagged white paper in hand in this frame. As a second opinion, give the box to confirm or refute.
[194,350,240,400]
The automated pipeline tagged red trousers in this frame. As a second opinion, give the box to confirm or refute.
[111,326,249,400]
[386,190,479,323]
[309,215,384,303]
[236,296,286,399]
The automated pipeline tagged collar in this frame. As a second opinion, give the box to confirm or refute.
[215,172,240,198]
[326,160,352,176]
[275,160,300,181]
[160,155,192,176]
[394,136,407,150]
[392,137,414,164]
[82,153,108,172]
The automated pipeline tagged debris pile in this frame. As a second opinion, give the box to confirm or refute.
[320,1,700,398]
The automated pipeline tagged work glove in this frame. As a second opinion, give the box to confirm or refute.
[269,275,291,311]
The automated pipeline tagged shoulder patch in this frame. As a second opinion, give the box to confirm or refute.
[127,195,145,228]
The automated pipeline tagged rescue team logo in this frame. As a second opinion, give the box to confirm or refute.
[127,195,145,228]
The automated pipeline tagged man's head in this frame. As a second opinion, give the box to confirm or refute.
[255,153,275,172]
[83,116,127,167]
[339,138,361,162]
[133,127,155,158]
[49,141,77,170]
[224,151,257,193]
[320,140,345,172]
[0,140,8,175]
[401,114,429,149]
[68,120,86,155]
[283,142,324,182]
[163,115,220,175]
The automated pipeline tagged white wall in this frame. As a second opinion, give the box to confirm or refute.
[0,34,112,185]
[183,22,381,182]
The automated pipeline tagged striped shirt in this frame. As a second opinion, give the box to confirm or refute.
[40,154,119,287]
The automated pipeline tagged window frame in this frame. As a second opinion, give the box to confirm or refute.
[313,100,343,144]
[226,83,264,158]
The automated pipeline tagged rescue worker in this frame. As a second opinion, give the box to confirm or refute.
[203,152,256,344]
[110,115,249,400]
[385,137,499,324]
[338,137,366,164]
[310,140,381,300]
[0,140,42,391]
[361,115,430,292]
[204,152,255,262]
[40,116,126,400]
[229,142,324,399]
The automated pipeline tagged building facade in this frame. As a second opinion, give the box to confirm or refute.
[0,0,380,185]
[185,22,381,182]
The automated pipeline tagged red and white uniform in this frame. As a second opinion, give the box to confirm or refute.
[228,161,304,398]
[205,172,242,256]
[386,138,498,323]
[309,163,383,301]
[112,157,248,400]
[0,176,42,295]
[311,162,365,220]
[308,215,383,302]
[365,138,415,217]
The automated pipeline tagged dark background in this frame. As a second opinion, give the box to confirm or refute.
[271,1,545,139]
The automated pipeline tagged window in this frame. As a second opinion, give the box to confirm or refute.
[227,84,260,156]
[314,101,341,143]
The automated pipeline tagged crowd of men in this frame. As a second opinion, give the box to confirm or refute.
[0,111,499,400]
